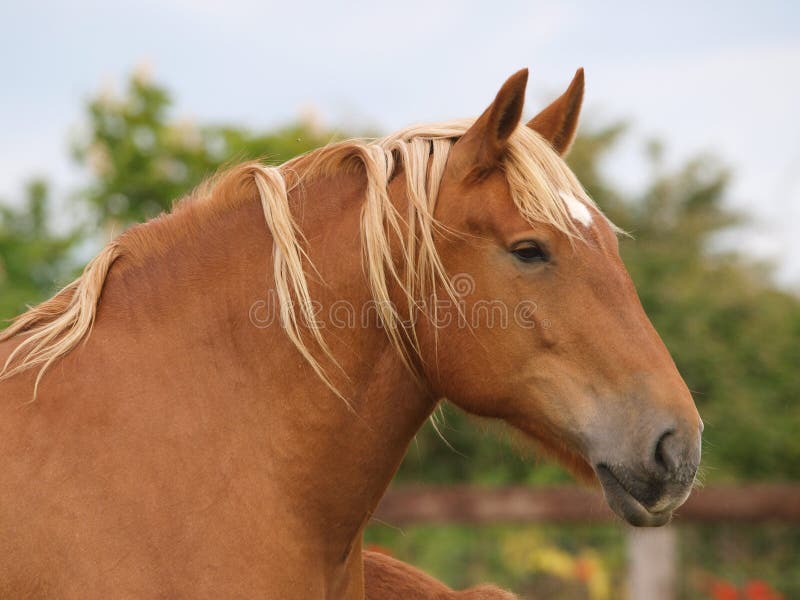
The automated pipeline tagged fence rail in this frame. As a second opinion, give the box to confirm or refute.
[375,483,800,524]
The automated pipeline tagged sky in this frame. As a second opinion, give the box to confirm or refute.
[2,0,799,286]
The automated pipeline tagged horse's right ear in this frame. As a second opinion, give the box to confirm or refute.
[449,69,529,178]
[527,68,584,156]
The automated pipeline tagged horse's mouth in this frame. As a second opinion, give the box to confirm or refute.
[595,464,673,527]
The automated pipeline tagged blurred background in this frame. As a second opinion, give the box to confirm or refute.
[2,1,798,598]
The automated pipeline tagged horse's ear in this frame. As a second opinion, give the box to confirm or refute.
[450,69,528,178]
[527,68,584,156]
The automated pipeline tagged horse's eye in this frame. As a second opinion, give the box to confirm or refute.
[511,241,548,263]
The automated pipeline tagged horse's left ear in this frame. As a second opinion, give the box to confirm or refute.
[450,69,528,178]
[528,68,584,156]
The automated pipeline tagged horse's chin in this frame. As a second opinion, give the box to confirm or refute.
[595,465,674,527]
[507,419,596,483]
[509,421,677,526]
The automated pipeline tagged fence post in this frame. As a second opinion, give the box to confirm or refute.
[627,525,677,600]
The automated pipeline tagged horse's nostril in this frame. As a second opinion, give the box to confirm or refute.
[653,429,677,473]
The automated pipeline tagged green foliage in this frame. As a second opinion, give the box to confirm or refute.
[678,524,800,598]
[397,408,576,485]
[73,71,346,225]
[0,180,79,320]
[1,71,347,321]
[365,522,627,598]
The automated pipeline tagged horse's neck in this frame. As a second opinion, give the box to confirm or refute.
[94,169,436,563]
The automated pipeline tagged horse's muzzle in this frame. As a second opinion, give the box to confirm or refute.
[593,425,701,527]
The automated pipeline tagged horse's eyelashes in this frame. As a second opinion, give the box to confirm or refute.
[511,241,549,263]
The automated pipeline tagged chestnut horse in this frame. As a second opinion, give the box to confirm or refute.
[0,69,701,598]
[363,551,517,599]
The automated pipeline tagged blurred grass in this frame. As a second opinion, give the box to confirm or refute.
[365,522,800,599]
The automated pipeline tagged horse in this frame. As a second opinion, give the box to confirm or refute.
[0,68,702,598]
[363,551,517,599]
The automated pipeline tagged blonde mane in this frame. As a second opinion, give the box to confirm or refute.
[0,119,604,397]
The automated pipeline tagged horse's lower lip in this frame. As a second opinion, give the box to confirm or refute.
[595,465,672,527]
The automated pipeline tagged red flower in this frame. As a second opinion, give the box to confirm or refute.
[744,580,784,600]
[709,580,740,600]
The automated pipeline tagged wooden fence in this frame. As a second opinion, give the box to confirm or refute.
[374,484,800,599]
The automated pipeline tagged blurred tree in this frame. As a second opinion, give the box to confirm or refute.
[72,68,347,225]
[0,180,79,321]
[2,70,349,319]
